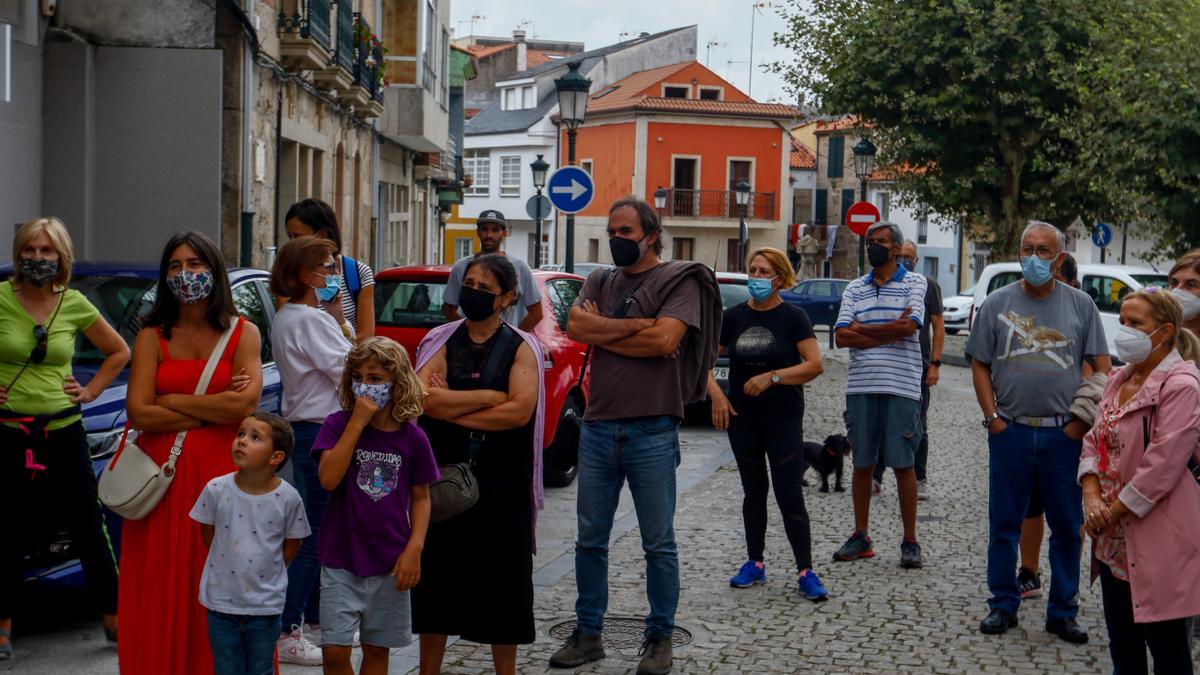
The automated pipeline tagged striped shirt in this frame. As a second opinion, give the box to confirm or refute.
[835,267,927,400]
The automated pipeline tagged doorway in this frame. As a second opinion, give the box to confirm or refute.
[672,157,698,216]
[728,160,752,217]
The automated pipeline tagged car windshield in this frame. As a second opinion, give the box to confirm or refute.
[71,274,158,364]
[1132,274,1168,289]
[720,282,752,309]
[375,280,447,328]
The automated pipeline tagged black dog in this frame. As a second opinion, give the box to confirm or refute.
[801,434,852,493]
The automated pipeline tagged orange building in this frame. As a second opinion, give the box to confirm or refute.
[558,61,798,271]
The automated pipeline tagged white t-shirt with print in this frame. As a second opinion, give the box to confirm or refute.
[189,472,311,615]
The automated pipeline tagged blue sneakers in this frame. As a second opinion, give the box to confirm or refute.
[798,570,829,602]
[729,560,767,588]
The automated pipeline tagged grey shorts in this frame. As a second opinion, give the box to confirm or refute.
[843,393,923,469]
[319,566,413,648]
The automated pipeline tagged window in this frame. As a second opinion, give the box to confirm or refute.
[827,136,844,178]
[663,85,689,99]
[672,237,695,261]
[587,238,599,262]
[500,156,521,197]
[232,282,273,364]
[580,159,593,176]
[814,189,828,225]
[464,150,489,196]
[522,85,534,108]
[698,86,722,101]
[1081,275,1130,314]
[918,208,929,244]
[454,237,474,260]
[503,88,516,110]
[806,280,833,298]
[374,280,447,328]
[422,0,438,95]
[876,191,891,221]
[546,279,582,330]
[922,256,938,280]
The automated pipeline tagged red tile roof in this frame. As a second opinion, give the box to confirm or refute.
[813,115,866,134]
[585,63,695,113]
[465,44,513,59]
[790,141,816,170]
[630,97,799,118]
[527,50,572,67]
[580,62,797,120]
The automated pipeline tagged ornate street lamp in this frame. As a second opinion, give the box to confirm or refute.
[530,154,550,268]
[852,137,877,274]
[653,186,668,216]
[735,179,751,272]
[555,61,592,274]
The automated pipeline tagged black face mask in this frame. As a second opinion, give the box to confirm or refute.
[610,235,646,267]
[867,243,891,268]
[458,285,499,321]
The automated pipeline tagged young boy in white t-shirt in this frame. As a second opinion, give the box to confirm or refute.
[190,412,311,675]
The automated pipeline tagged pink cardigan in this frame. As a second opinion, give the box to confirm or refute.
[414,319,546,551]
[1078,350,1200,623]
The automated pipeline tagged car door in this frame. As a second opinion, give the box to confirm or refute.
[230,279,281,414]
[803,280,833,325]
[782,280,810,310]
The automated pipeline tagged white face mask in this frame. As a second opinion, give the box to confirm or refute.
[1171,287,1200,321]
[1114,324,1164,365]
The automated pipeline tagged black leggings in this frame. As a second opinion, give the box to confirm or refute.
[0,421,118,619]
[727,412,812,570]
[1099,562,1194,675]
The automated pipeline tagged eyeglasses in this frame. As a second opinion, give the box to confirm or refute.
[1019,245,1058,259]
[31,325,48,364]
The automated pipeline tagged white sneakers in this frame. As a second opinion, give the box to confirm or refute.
[277,625,322,666]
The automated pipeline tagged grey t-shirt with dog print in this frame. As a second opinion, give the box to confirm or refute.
[965,281,1107,419]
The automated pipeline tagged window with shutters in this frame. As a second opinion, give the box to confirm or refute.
[827,136,844,178]
[814,189,828,225]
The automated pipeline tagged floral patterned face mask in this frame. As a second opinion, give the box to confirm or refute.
[167,269,214,305]
[351,381,393,409]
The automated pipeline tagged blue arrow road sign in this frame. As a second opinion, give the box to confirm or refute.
[1092,222,1113,248]
[546,166,594,214]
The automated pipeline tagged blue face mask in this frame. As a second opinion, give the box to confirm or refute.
[1020,256,1054,287]
[747,277,775,302]
[312,274,343,303]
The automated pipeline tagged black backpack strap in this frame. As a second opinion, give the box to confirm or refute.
[468,325,520,464]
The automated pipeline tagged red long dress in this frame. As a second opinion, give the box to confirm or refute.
[117,319,244,675]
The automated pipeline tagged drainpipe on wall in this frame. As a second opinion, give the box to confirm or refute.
[273,81,283,251]
[239,0,256,268]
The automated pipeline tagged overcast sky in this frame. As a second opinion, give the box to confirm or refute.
[450,0,803,105]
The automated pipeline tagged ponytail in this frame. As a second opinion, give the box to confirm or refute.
[1177,327,1200,369]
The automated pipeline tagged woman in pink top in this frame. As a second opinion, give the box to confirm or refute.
[1079,289,1200,674]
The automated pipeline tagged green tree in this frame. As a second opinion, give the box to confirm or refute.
[771,0,1124,259]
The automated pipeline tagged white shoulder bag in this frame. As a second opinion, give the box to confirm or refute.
[98,321,238,520]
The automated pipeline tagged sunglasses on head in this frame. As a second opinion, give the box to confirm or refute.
[31,325,48,364]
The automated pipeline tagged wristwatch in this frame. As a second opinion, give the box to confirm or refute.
[770,372,782,384]
[982,413,1000,429]
[930,359,942,367]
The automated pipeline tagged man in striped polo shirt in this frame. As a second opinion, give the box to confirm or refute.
[832,221,927,569]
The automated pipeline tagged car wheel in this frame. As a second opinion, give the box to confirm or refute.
[544,394,582,488]
[946,328,959,335]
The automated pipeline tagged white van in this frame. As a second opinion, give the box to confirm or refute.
[970,263,1168,358]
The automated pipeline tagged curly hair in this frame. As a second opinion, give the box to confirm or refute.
[338,337,424,422]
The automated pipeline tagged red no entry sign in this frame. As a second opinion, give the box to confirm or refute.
[845,201,881,236]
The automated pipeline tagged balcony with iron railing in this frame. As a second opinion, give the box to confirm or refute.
[277,0,332,71]
[348,13,384,116]
[664,188,777,221]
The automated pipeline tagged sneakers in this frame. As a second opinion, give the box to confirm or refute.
[729,560,767,588]
[797,570,829,602]
[549,629,606,668]
[833,531,875,561]
[637,635,673,675]
[900,540,923,568]
[277,625,323,666]
[917,480,929,501]
[1017,567,1043,599]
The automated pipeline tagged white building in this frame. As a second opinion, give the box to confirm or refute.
[867,182,974,297]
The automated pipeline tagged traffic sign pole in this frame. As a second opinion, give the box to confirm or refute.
[844,201,882,276]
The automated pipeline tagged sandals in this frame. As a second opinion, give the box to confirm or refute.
[0,627,11,660]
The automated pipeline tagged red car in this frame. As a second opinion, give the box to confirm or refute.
[373,266,589,487]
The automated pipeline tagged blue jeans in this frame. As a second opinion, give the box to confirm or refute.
[206,610,281,675]
[281,421,327,630]
[987,421,1083,620]
[575,415,681,640]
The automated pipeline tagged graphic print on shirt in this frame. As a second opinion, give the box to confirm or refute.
[996,310,1075,369]
[734,326,777,369]
[354,448,403,501]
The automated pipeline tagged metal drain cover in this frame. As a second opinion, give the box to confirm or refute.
[548,617,694,650]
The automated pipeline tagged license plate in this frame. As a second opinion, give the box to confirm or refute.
[712,367,729,381]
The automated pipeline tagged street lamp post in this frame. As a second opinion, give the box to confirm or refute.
[852,137,877,275]
[653,186,668,217]
[555,61,592,274]
[735,179,751,272]
[530,154,549,268]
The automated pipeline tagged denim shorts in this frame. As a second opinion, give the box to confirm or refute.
[319,566,412,648]
[843,393,923,469]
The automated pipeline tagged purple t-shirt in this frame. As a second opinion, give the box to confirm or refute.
[313,411,440,577]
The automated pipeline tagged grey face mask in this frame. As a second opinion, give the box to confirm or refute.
[19,258,59,286]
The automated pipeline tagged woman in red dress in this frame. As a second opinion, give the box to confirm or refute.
[119,232,263,674]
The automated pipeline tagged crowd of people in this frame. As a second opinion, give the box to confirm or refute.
[0,201,1199,675]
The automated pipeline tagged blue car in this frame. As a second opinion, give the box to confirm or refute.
[0,263,282,590]
[780,278,851,327]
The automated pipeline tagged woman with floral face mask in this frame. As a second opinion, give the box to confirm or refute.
[705,247,829,601]
[1078,289,1200,674]
[121,231,264,674]
[267,235,354,664]
[0,218,129,659]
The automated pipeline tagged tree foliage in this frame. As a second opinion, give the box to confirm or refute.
[771,0,1199,260]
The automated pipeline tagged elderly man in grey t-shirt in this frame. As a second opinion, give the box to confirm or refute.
[966,221,1110,644]
[443,209,543,331]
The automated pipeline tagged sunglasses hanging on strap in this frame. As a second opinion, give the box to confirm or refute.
[4,291,65,393]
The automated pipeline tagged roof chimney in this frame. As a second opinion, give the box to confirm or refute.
[639,31,650,38]
[513,29,527,71]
